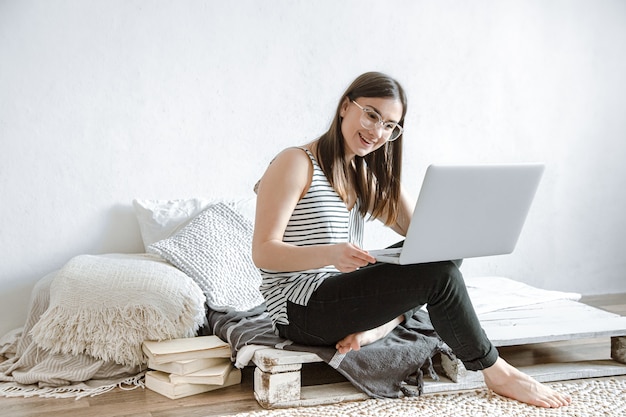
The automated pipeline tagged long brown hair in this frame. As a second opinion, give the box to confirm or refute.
[316,72,407,226]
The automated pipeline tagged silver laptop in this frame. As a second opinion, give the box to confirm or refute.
[369,163,545,264]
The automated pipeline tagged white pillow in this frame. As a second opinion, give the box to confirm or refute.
[133,198,214,248]
[147,202,264,312]
[30,253,207,367]
[133,197,257,249]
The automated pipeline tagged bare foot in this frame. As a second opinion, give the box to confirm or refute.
[335,316,403,354]
[482,357,572,408]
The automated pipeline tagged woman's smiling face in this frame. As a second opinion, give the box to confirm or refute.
[339,97,403,160]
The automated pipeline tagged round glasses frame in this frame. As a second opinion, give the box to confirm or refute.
[351,100,403,142]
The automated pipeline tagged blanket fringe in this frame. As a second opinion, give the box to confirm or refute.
[0,373,145,400]
[30,304,200,367]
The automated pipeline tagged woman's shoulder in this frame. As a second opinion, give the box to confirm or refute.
[256,146,314,197]
[270,146,313,167]
[278,145,311,158]
[263,146,314,179]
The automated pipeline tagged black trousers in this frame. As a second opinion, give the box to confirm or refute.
[277,259,499,371]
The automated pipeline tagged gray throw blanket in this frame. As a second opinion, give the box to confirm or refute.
[204,304,453,398]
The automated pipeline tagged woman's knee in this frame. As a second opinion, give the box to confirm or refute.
[421,260,465,301]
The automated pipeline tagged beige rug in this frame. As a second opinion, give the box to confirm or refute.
[231,377,626,417]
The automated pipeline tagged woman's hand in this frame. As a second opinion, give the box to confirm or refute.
[329,243,376,273]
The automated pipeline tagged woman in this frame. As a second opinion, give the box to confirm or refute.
[252,72,571,408]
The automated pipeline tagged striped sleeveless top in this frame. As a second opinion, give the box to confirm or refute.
[259,148,364,330]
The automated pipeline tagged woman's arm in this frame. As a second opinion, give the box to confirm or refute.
[252,147,374,273]
[388,184,415,237]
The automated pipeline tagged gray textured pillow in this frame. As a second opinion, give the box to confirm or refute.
[148,202,264,312]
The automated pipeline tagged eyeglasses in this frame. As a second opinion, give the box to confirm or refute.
[351,100,403,141]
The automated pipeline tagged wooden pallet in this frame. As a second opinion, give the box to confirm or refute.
[251,299,626,408]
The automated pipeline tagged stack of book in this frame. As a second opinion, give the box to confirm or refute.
[142,335,241,399]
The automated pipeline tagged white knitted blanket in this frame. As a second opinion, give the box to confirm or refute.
[0,271,141,398]
[30,253,206,367]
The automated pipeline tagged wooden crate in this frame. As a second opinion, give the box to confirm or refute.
[251,299,626,408]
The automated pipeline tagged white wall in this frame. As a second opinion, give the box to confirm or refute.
[1,0,625,336]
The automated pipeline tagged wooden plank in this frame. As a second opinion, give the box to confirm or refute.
[255,382,367,409]
[253,367,301,407]
[478,300,623,324]
[485,318,626,346]
[479,300,626,346]
[612,336,626,363]
[526,360,626,381]
[252,348,322,372]
[421,360,626,394]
